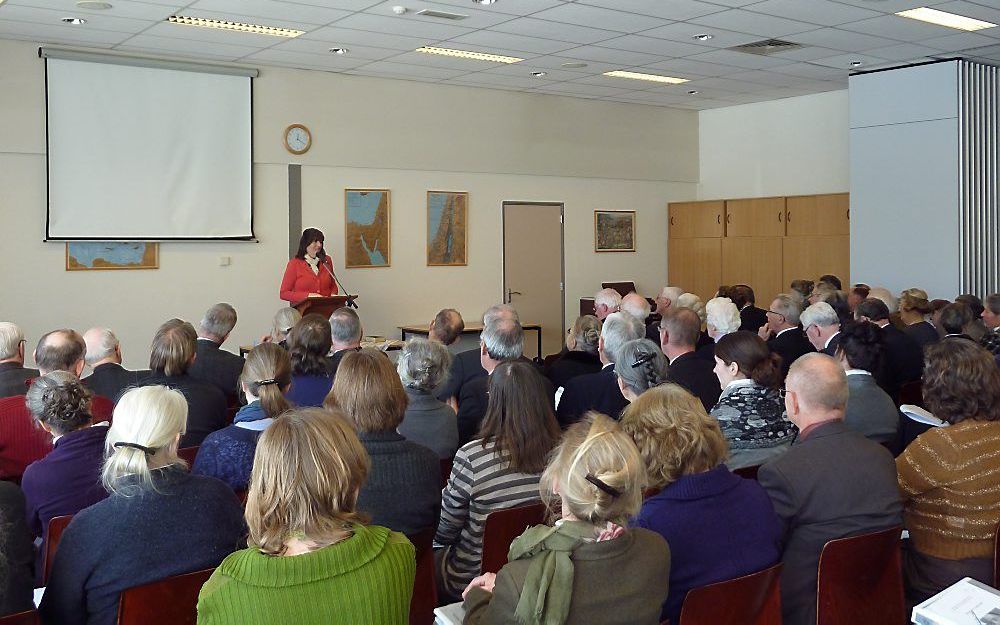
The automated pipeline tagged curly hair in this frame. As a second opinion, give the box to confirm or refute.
[836,320,883,374]
[922,339,1000,424]
[25,371,93,435]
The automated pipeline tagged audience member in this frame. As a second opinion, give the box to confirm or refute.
[41,386,245,625]
[138,319,227,447]
[544,315,602,391]
[437,305,517,405]
[730,285,768,333]
[34,329,86,377]
[806,282,836,306]
[855,297,923,401]
[938,302,975,340]
[81,328,145,402]
[981,293,1000,356]
[868,286,899,316]
[0,322,37,398]
[262,306,300,349]
[285,314,334,407]
[196,408,415,625]
[620,292,651,324]
[836,321,899,445]
[614,338,669,402]
[328,307,363,378]
[593,288,622,321]
[896,340,1000,606]
[800,301,842,356]
[758,353,901,625]
[711,332,795,469]
[557,312,643,426]
[847,283,871,312]
[624,384,782,625]
[955,294,987,342]
[648,286,683,342]
[192,343,291,491]
[706,296,741,345]
[436,360,561,602]
[761,294,815,377]
[788,279,814,305]
[189,303,244,398]
[675,292,714,352]
[818,274,842,291]
[0,482,34,617]
[428,308,465,351]
[899,288,940,349]
[660,308,722,412]
[463,413,669,625]
[396,338,458,459]
[930,298,951,333]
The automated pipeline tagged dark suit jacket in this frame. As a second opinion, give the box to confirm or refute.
[457,364,554,445]
[878,323,923,401]
[329,347,362,381]
[820,331,842,357]
[758,420,902,625]
[768,328,815,378]
[0,362,37,399]
[0,481,35,616]
[188,339,245,397]
[667,351,722,412]
[556,365,627,428]
[544,350,602,391]
[740,306,769,334]
[82,363,147,404]
[645,320,662,344]
[138,372,228,448]
[437,348,486,402]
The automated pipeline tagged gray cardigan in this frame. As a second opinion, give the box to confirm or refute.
[398,388,459,459]
[844,371,900,444]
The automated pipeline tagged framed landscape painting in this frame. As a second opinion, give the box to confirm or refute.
[344,189,391,268]
[427,191,468,266]
[66,242,159,270]
[594,210,635,252]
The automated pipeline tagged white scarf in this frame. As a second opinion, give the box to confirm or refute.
[303,254,320,276]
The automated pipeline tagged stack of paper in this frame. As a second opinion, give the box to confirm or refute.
[434,602,465,625]
[912,577,1000,624]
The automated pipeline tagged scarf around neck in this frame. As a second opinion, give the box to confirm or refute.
[303,254,320,275]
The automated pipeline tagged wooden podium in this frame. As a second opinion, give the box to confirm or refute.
[292,295,358,318]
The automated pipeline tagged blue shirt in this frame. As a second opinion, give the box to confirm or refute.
[285,374,333,407]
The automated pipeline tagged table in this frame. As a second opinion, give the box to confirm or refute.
[399,322,543,359]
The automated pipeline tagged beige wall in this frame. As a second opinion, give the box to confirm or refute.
[0,39,698,368]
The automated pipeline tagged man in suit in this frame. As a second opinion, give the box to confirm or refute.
[660,307,722,412]
[855,298,923,401]
[557,311,644,427]
[760,294,815,377]
[731,284,768,334]
[81,328,146,403]
[593,288,622,321]
[621,292,651,327]
[428,308,465,353]
[938,302,976,341]
[801,302,842,356]
[758,353,902,625]
[33,329,86,378]
[0,322,38,398]
[328,307,363,380]
[437,304,516,406]
[188,303,244,398]
[647,286,683,343]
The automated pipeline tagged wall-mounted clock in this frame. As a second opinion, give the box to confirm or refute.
[284,124,312,155]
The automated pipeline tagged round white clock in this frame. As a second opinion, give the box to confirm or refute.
[283,124,312,155]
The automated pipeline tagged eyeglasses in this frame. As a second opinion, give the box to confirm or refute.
[766,310,785,321]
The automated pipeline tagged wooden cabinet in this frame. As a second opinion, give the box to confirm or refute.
[668,238,721,303]
[782,236,850,289]
[721,237,752,286]
[668,201,724,239]
[751,237,784,308]
[785,193,849,236]
[725,197,786,237]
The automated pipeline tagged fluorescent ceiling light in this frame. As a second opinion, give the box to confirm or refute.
[895,7,996,31]
[603,70,688,85]
[415,46,522,63]
[166,15,305,38]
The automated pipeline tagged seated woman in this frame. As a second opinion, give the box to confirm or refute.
[836,320,899,444]
[262,306,301,350]
[395,338,458,459]
[436,360,562,602]
[40,385,245,625]
[196,408,414,625]
[896,340,1000,606]
[285,313,334,407]
[706,297,741,343]
[544,315,602,390]
[463,413,670,625]
[325,349,440,536]
[899,288,940,349]
[614,338,669,403]
[193,343,292,491]
[710,332,796,469]
[622,384,782,625]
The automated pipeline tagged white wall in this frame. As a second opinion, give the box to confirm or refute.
[0,39,698,368]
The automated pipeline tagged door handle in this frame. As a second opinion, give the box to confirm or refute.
[669,216,674,226]
[507,288,522,302]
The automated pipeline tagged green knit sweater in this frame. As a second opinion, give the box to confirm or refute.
[197,524,415,625]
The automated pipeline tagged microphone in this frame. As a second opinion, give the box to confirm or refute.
[322,259,358,309]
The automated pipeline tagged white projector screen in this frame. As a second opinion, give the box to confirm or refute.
[46,56,253,240]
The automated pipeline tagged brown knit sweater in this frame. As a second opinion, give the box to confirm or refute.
[896,419,1000,560]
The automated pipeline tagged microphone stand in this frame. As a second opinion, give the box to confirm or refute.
[322,260,358,309]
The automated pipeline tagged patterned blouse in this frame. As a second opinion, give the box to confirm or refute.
[981,327,1000,356]
[710,379,796,450]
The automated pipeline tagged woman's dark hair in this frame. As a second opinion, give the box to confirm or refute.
[241,343,293,419]
[294,228,325,260]
[851,284,871,300]
[956,294,985,318]
[478,361,561,474]
[923,339,1000,424]
[790,279,814,300]
[819,274,843,291]
[287,314,333,377]
[714,331,783,389]
[939,302,973,335]
[25,371,93,435]
[836,320,883,373]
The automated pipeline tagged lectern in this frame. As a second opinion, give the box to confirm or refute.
[292,295,358,318]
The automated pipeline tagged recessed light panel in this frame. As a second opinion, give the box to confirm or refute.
[415,46,522,63]
[603,70,688,85]
[167,15,305,38]
[895,7,996,31]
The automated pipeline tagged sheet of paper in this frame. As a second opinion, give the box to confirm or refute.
[434,601,466,625]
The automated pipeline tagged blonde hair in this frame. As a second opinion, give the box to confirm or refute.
[620,384,728,491]
[675,293,706,324]
[241,343,292,418]
[899,288,933,315]
[102,386,187,494]
[271,307,301,341]
[246,408,370,556]
[540,412,646,526]
[325,348,408,433]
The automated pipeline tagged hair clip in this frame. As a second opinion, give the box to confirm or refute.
[257,378,279,386]
[585,473,621,498]
[631,351,656,368]
[113,441,157,455]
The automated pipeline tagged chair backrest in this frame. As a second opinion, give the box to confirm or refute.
[898,380,923,408]
[177,446,199,466]
[816,526,905,625]
[0,610,39,625]
[407,527,437,625]
[439,458,452,487]
[480,502,547,574]
[116,567,215,625]
[43,514,75,584]
[732,465,761,481]
[91,395,115,423]
[678,563,783,625]
[0,396,53,480]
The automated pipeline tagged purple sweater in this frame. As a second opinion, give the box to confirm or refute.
[632,465,782,624]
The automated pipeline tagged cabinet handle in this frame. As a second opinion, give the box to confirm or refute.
[786,211,792,222]
[670,216,674,226]
[846,209,849,220]
[726,214,731,224]
[717,214,721,224]
[778,212,782,222]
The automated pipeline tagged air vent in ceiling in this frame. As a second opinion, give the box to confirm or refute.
[730,38,803,56]
[416,9,469,20]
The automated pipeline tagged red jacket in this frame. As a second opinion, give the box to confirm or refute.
[280,257,338,304]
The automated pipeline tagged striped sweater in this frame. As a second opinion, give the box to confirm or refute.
[435,439,543,597]
[897,419,1000,560]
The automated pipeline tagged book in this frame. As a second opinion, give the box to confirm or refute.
[434,602,466,625]
[901,404,948,428]
[912,577,1000,625]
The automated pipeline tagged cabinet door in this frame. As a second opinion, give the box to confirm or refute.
[751,197,787,237]
[782,235,850,288]
[751,237,784,308]
[724,200,754,237]
[785,193,850,236]
[669,237,722,303]
[722,237,753,287]
[668,201,724,239]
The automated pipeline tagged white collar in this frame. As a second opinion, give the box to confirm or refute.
[845,369,871,376]
[776,327,797,337]
[235,418,274,431]
[824,331,841,349]
[725,378,756,390]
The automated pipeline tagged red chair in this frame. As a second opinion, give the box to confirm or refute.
[733,465,761,480]
[407,528,437,625]
[177,446,199,466]
[116,567,215,625]
[480,502,547,574]
[91,395,115,423]
[439,458,452,486]
[678,563,783,625]
[0,396,52,481]
[816,526,905,625]
[0,610,39,625]
[42,514,74,584]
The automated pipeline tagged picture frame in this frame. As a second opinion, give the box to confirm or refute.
[594,210,636,252]
[344,188,391,268]
[65,242,159,270]
[427,191,468,266]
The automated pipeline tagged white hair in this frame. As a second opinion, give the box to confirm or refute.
[272,307,302,340]
[867,287,898,314]
[600,312,645,364]
[675,293,706,324]
[594,288,623,311]
[397,338,452,391]
[0,322,24,361]
[481,317,524,361]
[659,286,684,303]
[483,304,519,325]
[84,328,119,365]
[706,297,741,337]
[800,302,840,329]
[620,294,651,321]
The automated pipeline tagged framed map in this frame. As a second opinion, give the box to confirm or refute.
[594,210,635,252]
[66,242,159,271]
[427,191,468,266]
[345,189,391,268]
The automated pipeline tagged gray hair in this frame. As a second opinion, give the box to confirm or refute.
[675,293,706,324]
[272,307,301,340]
[329,308,363,344]
[84,328,119,365]
[482,317,524,361]
[868,287,899,314]
[594,288,623,311]
[397,338,453,392]
[26,371,93,436]
[601,312,645,364]
[706,297,741,336]
[483,304,519,326]
[801,302,840,330]
[200,303,237,339]
[35,329,86,375]
[771,294,802,326]
[614,339,669,395]
[620,293,651,321]
[787,353,848,412]
[0,322,25,361]
[570,315,601,356]
[659,286,684,303]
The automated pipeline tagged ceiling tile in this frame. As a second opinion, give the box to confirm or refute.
[331,12,474,41]
[514,55,624,73]
[486,16,623,44]
[841,14,959,42]
[933,1,1000,29]
[683,47,794,69]
[274,0,385,10]
[142,21,302,47]
[687,9,823,37]
[400,0,564,16]
[348,60,471,78]
[0,4,151,33]
[383,49,514,70]
[574,0,728,21]
[921,31,999,50]
[746,0,882,26]
[470,63,589,81]
[530,81,636,96]
[642,56,745,77]
[759,45,850,62]
[447,30,578,55]
[0,19,129,45]
[822,0,931,12]
[639,21,762,47]
[244,48,370,69]
[188,0,352,25]
[445,73,548,88]
[115,33,262,59]
[529,3,672,33]
[299,25,429,50]
[596,34,714,56]
[862,41,946,59]
[361,1,519,30]
[769,61,850,79]
[713,69,800,87]
[11,0,180,20]
[808,51,890,69]
[553,44,665,66]
[269,38,401,61]
[685,75,776,92]
[788,26,900,51]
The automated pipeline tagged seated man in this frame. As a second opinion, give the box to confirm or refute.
[437,305,515,406]
[660,308,722,412]
[0,322,38,398]
[648,286,683,343]
[938,302,975,341]
[82,328,147,403]
[801,302,842,356]
[428,308,465,353]
[759,354,901,625]
[731,284,769,334]
[34,329,87,378]
[620,292,651,326]
[855,298,922,401]
[593,287,622,321]
[762,294,815,377]
[188,303,245,398]
[329,307,364,379]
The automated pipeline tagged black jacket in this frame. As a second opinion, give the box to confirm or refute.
[667,351,722,412]
[188,339,245,398]
[0,481,34,617]
[556,365,627,428]
[877,324,923,402]
[0,362,37,399]
[356,431,441,536]
[768,328,815,378]
[437,348,486,403]
[82,363,148,404]
[138,372,228,448]
[544,350,602,391]
[820,332,842,357]
[740,306,769,334]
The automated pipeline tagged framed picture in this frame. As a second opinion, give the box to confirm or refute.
[66,242,159,270]
[427,191,468,266]
[344,188,391,268]
[594,210,636,252]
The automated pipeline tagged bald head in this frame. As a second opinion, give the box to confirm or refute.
[83,328,121,366]
[34,329,87,377]
[785,353,848,427]
[660,307,701,348]
[620,293,651,321]
[430,308,465,346]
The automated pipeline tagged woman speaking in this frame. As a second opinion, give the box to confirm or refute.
[280,228,338,304]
